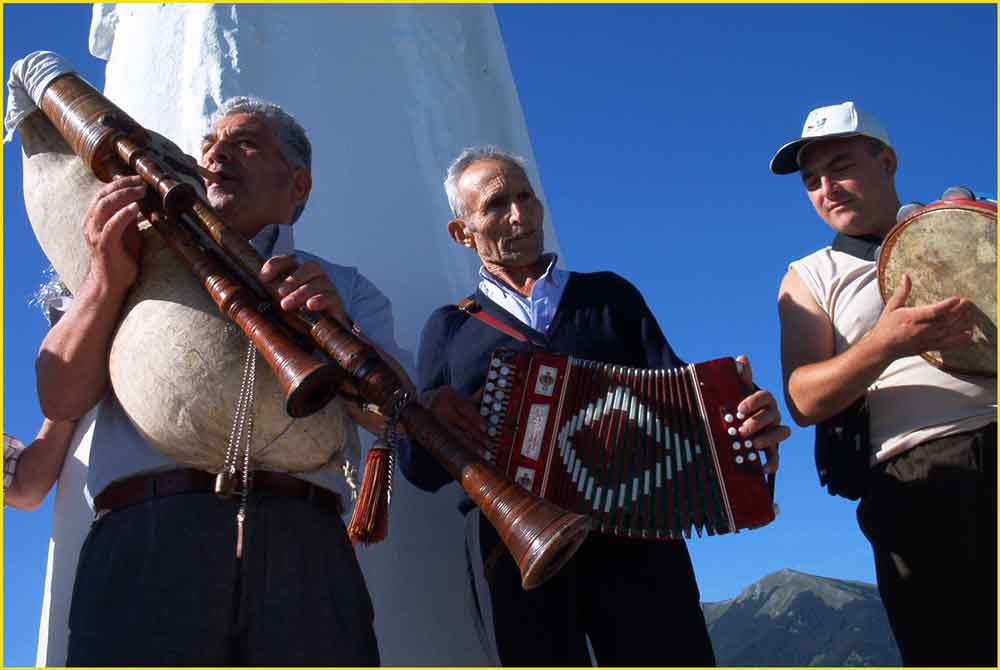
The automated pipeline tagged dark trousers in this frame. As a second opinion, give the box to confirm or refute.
[857,423,996,667]
[477,513,716,667]
[66,491,379,666]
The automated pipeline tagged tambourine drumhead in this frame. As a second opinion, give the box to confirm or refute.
[877,199,997,377]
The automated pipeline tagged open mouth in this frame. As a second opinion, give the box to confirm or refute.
[207,172,239,189]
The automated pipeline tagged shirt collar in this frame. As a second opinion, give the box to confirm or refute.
[831,232,881,262]
[478,252,562,297]
[250,223,295,257]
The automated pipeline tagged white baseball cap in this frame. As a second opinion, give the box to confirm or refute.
[770,101,892,175]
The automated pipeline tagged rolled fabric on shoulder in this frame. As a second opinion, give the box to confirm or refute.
[5,50,77,140]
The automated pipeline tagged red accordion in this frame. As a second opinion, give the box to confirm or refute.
[480,349,776,540]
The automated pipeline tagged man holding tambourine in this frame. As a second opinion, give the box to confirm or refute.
[773,101,996,667]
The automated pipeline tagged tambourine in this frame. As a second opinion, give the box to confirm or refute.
[877,198,997,377]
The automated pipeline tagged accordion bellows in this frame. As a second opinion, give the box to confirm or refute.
[480,350,776,540]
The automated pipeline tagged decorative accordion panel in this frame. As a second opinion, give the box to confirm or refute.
[480,349,776,540]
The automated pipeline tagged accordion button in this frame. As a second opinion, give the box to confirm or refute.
[480,407,489,416]
[491,358,501,367]
[498,379,508,387]
[500,366,510,375]
[727,427,738,436]
[488,370,498,380]
[483,393,493,403]
[724,413,734,423]
[490,415,501,425]
[735,455,745,464]
[744,440,753,449]
[732,442,741,451]
[747,452,758,462]
[486,382,495,391]
[493,402,502,411]
[488,427,498,437]
[494,390,505,400]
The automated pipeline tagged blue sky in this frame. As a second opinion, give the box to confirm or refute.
[3,3,997,666]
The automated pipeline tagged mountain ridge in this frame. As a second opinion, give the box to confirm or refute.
[703,568,901,666]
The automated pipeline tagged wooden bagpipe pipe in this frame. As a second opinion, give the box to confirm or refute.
[20,58,590,590]
[480,350,778,539]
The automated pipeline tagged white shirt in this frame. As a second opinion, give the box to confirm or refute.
[477,253,569,332]
[53,223,414,504]
[790,246,995,463]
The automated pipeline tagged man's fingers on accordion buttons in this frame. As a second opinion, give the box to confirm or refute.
[460,389,488,432]
[456,407,484,435]
[736,389,769,419]
[740,406,780,438]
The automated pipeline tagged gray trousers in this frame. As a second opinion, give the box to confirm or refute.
[66,491,379,666]
[857,423,996,667]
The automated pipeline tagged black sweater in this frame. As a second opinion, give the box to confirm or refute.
[399,271,682,493]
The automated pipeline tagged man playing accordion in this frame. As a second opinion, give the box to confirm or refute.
[773,101,996,666]
[399,146,791,666]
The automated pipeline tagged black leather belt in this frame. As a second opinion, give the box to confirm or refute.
[94,468,343,516]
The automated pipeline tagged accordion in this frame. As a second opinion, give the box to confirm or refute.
[480,349,776,540]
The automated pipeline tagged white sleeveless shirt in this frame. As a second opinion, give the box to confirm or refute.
[789,246,995,463]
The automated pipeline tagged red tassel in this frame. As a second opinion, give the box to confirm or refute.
[347,442,393,545]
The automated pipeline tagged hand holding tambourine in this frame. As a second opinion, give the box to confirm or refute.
[877,186,997,376]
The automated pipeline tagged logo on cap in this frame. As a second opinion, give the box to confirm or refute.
[806,117,827,132]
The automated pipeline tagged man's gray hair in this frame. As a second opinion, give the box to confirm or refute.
[212,96,312,223]
[444,145,528,219]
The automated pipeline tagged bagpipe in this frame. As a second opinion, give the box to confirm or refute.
[11,51,590,589]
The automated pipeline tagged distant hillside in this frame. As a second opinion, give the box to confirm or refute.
[703,568,901,666]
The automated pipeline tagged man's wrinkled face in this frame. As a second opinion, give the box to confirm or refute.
[199,113,308,238]
[455,159,545,268]
[798,136,898,237]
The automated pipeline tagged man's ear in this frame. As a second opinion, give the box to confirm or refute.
[448,218,476,248]
[292,167,312,206]
[879,146,898,177]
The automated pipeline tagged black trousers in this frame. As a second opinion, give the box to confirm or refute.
[857,423,996,667]
[66,491,379,666]
[476,513,716,667]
